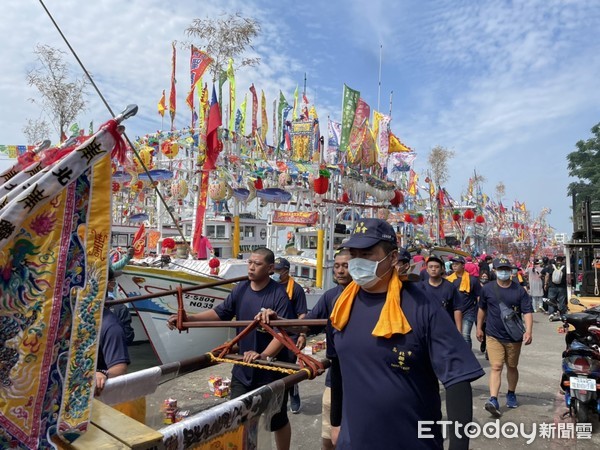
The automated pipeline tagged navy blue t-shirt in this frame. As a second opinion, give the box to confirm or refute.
[285,280,308,318]
[330,282,484,449]
[98,307,130,371]
[448,274,481,315]
[306,284,345,387]
[214,279,295,387]
[420,279,461,318]
[479,281,533,342]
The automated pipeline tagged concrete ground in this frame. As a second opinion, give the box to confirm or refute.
[128,312,600,449]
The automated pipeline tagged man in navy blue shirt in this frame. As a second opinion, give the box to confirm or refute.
[306,248,351,450]
[476,257,533,417]
[96,268,130,396]
[328,219,484,450]
[421,255,462,331]
[167,248,295,450]
[447,256,481,348]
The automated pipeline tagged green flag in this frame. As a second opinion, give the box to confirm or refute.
[240,93,247,136]
[277,91,289,150]
[340,84,360,153]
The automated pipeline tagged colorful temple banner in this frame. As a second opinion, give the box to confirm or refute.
[0,122,121,448]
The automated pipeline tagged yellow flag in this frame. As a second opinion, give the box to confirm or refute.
[227,58,235,131]
[292,85,299,120]
[240,93,247,136]
[389,131,412,153]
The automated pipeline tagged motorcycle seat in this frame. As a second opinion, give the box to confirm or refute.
[566,312,599,333]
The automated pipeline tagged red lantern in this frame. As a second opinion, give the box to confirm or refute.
[513,222,520,229]
[254,177,263,190]
[313,176,329,194]
[416,214,425,225]
[463,209,475,220]
[404,213,413,223]
[475,215,485,224]
[390,190,404,207]
[452,211,461,221]
[162,238,176,250]
[209,256,221,275]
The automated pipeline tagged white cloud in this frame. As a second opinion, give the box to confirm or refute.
[2,0,599,235]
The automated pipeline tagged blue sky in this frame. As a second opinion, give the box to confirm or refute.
[1,0,600,235]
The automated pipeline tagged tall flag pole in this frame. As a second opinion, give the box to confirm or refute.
[169,42,177,131]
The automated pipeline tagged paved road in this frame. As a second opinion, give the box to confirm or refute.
[129,312,600,449]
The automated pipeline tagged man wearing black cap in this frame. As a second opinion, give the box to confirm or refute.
[446,255,482,349]
[167,248,295,450]
[327,219,483,450]
[421,255,462,332]
[476,257,533,418]
[395,248,412,275]
[272,257,307,414]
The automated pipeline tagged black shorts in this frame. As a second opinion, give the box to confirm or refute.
[230,376,289,431]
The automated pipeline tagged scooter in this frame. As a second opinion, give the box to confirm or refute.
[559,298,600,423]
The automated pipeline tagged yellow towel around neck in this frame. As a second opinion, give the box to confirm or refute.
[447,271,470,293]
[330,274,412,338]
[286,277,295,300]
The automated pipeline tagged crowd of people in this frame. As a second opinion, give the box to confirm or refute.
[100,219,567,450]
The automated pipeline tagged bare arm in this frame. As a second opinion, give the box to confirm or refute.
[523,313,533,345]
[476,307,486,342]
[167,309,220,330]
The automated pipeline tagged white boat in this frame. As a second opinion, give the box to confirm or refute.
[116,261,244,364]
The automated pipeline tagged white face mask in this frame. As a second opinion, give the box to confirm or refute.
[496,270,511,281]
[348,253,391,288]
[270,273,281,283]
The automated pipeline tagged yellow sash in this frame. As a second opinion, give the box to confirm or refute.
[330,274,411,338]
[286,277,295,300]
[447,271,470,293]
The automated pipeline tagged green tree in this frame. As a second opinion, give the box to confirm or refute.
[567,122,600,206]
[26,44,89,141]
[185,13,261,81]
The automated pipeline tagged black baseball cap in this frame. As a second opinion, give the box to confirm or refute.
[450,256,466,264]
[343,219,397,249]
[274,257,290,270]
[493,257,512,269]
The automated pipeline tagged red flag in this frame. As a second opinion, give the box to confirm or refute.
[132,223,146,258]
[249,83,258,135]
[169,42,177,130]
[204,86,222,170]
[190,45,213,87]
[192,170,210,257]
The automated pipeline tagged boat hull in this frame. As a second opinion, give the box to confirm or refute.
[117,265,235,364]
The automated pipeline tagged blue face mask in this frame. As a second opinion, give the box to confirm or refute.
[496,270,511,281]
[270,273,281,283]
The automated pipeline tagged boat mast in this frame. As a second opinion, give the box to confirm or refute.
[377,44,383,112]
